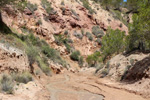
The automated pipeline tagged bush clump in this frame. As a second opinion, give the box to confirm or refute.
[96,38,102,45]
[101,28,125,61]
[86,51,101,67]
[0,74,14,94]
[86,32,93,41]
[37,57,51,75]
[13,72,33,84]
[18,33,66,75]
[78,56,84,67]
[27,2,38,13]
[73,31,83,40]
[92,26,104,38]
[54,34,73,53]
[41,0,54,14]
[80,0,95,14]
[70,51,80,61]
[42,45,64,65]
[64,30,68,35]
[70,50,84,67]
[71,9,79,19]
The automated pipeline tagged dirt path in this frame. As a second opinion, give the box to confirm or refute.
[46,74,104,100]
[45,71,148,100]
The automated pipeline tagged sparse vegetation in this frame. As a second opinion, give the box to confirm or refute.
[86,51,101,67]
[70,51,80,61]
[71,9,79,19]
[54,34,73,53]
[78,56,84,67]
[86,32,93,41]
[70,50,84,67]
[64,30,68,35]
[0,72,33,94]
[96,38,102,45]
[92,26,104,38]
[13,72,33,84]
[0,74,14,94]
[80,0,95,14]
[41,0,54,14]
[0,28,66,75]
[111,10,128,26]
[26,1,38,13]
[73,31,83,40]
[36,56,51,75]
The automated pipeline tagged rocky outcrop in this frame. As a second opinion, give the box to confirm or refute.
[122,56,150,82]
[0,46,29,73]
[99,54,149,81]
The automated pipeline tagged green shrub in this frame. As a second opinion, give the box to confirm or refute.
[26,46,38,66]
[70,51,80,61]
[73,31,83,40]
[80,0,95,14]
[41,0,54,14]
[86,32,93,41]
[27,2,38,13]
[42,45,64,65]
[13,72,33,84]
[86,51,101,67]
[78,56,84,67]
[96,38,101,45]
[111,10,128,26]
[20,25,33,34]
[54,34,65,45]
[92,26,104,38]
[2,30,66,75]
[28,33,41,46]
[64,30,68,35]
[37,57,51,75]
[16,0,28,12]
[54,34,73,53]
[101,28,125,61]
[0,74,14,94]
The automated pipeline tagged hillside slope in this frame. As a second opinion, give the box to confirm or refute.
[0,0,149,100]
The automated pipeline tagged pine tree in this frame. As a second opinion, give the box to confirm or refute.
[127,0,150,52]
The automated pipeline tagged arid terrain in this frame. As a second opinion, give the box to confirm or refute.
[0,0,150,100]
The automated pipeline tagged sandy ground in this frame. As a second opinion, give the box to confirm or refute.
[44,70,148,100]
